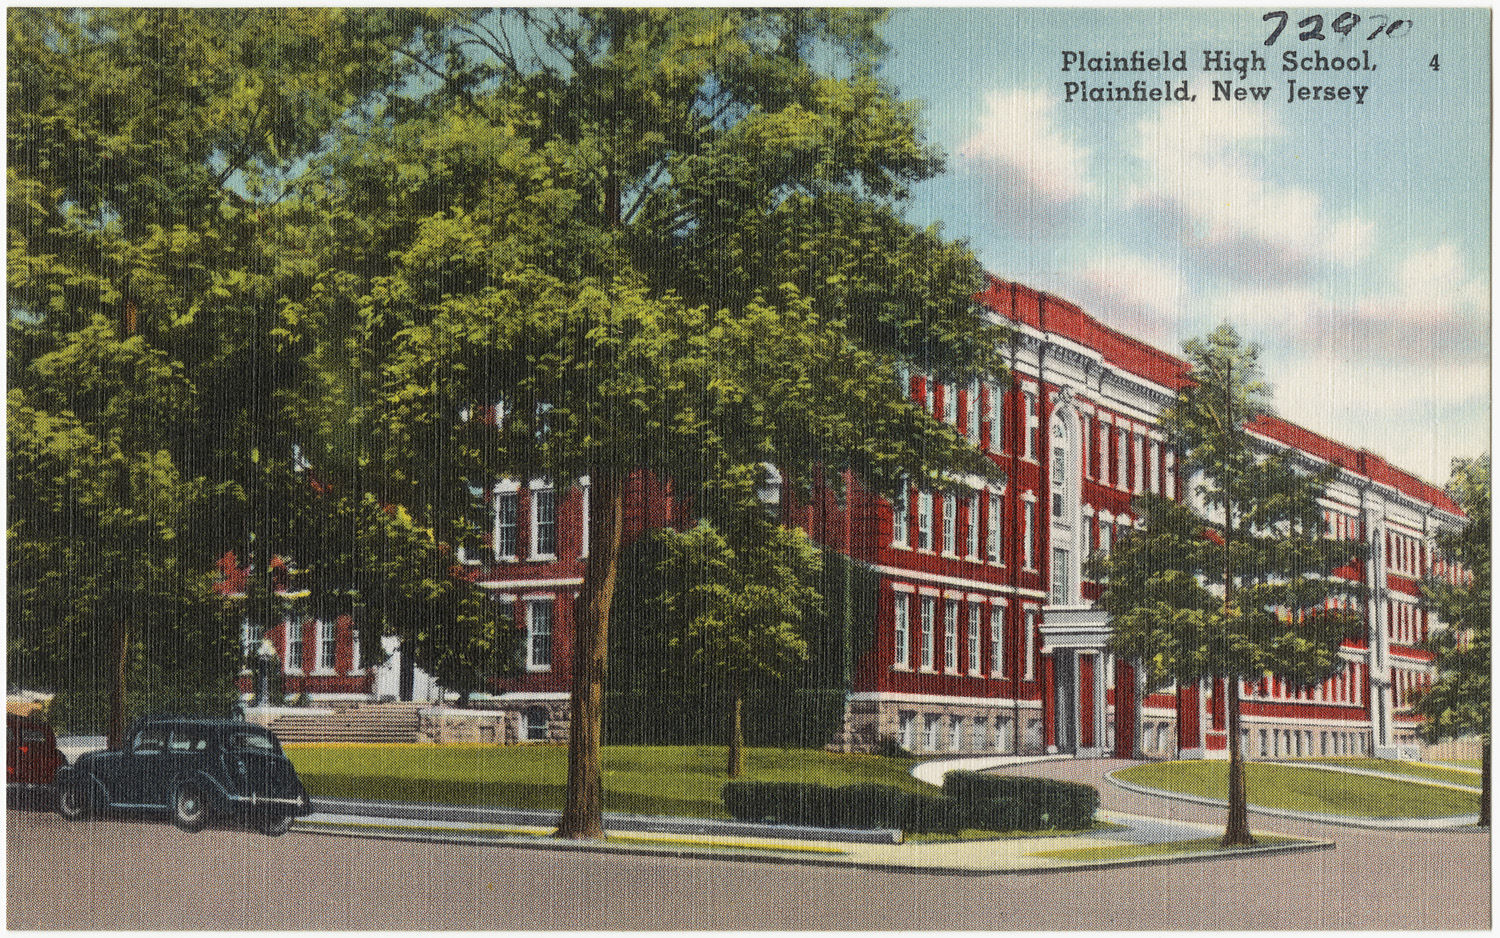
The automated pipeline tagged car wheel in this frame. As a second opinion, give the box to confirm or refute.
[56,780,91,821]
[258,812,294,837]
[173,785,207,833]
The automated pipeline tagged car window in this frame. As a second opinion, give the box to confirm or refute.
[131,727,167,756]
[224,728,279,754]
[168,727,209,753]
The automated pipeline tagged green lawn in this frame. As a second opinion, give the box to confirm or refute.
[1284,757,1482,788]
[287,744,932,819]
[1114,760,1480,818]
[1031,834,1306,862]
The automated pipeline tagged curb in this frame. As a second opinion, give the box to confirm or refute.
[311,797,904,844]
[1104,771,1482,830]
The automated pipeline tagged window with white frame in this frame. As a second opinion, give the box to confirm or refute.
[526,599,554,670]
[1116,427,1129,489]
[1024,608,1038,679]
[892,592,910,669]
[891,485,909,547]
[1024,389,1039,459]
[942,492,957,554]
[971,718,988,751]
[966,382,981,443]
[967,602,982,675]
[494,488,520,559]
[285,620,303,673]
[917,490,934,551]
[987,491,1003,564]
[942,383,957,425]
[924,715,941,750]
[1051,547,1071,605]
[919,596,936,670]
[318,619,337,672]
[966,494,980,559]
[987,382,1004,453]
[240,618,264,663]
[990,604,1005,676]
[1022,495,1036,569]
[530,485,557,558]
[944,600,959,672]
[899,712,916,749]
[949,717,963,750]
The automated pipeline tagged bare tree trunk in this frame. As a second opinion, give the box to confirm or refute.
[727,691,744,779]
[108,620,129,750]
[557,471,625,839]
[1221,677,1256,846]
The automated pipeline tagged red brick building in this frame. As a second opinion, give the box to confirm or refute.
[246,276,1463,760]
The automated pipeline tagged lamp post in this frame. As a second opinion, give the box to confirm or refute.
[256,637,278,708]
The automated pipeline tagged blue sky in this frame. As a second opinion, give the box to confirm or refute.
[876,7,1489,486]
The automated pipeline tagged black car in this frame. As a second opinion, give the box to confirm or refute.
[54,718,312,836]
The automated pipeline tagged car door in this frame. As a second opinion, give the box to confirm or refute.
[111,724,169,807]
[166,724,212,799]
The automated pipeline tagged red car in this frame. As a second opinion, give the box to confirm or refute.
[7,712,65,793]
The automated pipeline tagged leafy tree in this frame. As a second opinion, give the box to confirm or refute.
[7,9,430,742]
[1416,455,1490,827]
[1095,325,1365,846]
[650,491,823,778]
[295,9,1009,837]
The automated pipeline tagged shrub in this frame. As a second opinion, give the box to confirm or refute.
[722,781,962,834]
[941,771,1099,830]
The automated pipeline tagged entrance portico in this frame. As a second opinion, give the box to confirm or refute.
[1040,604,1122,757]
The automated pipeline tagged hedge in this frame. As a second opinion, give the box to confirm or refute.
[940,771,1100,831]
[722,774,1100,834]
[722,781,963,834]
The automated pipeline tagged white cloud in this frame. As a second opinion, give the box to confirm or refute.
[958,90,1093,236]
[1064,253,1188,348]
[1126,91,1375,281]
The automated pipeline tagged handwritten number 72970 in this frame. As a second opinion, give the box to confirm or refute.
[1262,11,1412,46]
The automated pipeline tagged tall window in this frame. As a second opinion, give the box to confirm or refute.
[241,618,264,662]
[531,487,557,557]
[1024,390,1039,459]
[920,596,936,670]
[968,602,983,675]
[1024,608,1038,679]
[319,619,337,671]
[944,600,959,672]
[917,490,934,551]
[987,491,1003,564]
[891,485,909,547]
[892,593,910,668]
[990,605,1006,676]
[966,494,981,559]
[494,490,520,559]
[1051,547,1071,604]
[966,382,982,444]
[1052,442,1067,519]
[1023,497,1036,569]
[285,620,303,672]
[527,599,553,670]
[942,383,957,424]
[942,493,957,554]
[1116,427,1129,489]
[987,382,1004,453]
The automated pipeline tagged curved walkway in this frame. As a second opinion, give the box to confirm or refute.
[916,754,1484,831]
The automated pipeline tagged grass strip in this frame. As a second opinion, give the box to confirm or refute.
[1115,761,1479,818]
[1288,757,1482,787]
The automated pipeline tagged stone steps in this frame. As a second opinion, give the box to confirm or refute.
[269,703,424,745]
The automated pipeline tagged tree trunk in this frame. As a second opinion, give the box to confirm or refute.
[107,620,130,750]
[556,471,625,839]
[1221,677,1256,846]
[1480,738,1491,828]
[727,691,744,779]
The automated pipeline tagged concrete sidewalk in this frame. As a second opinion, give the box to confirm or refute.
[294,796,1329,874]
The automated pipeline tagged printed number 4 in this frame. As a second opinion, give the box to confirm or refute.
[1430,54,1440,71]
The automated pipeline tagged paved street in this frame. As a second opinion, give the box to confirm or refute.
[8,758,1490,930]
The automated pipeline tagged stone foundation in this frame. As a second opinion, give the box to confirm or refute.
[827,696,1046,756]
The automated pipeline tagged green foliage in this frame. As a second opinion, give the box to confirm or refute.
[941,771,1100,831]
[723,773,1100,833]
[606,536,877,748]
[1416,455,1490,744]
[1096,325,1365,691]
